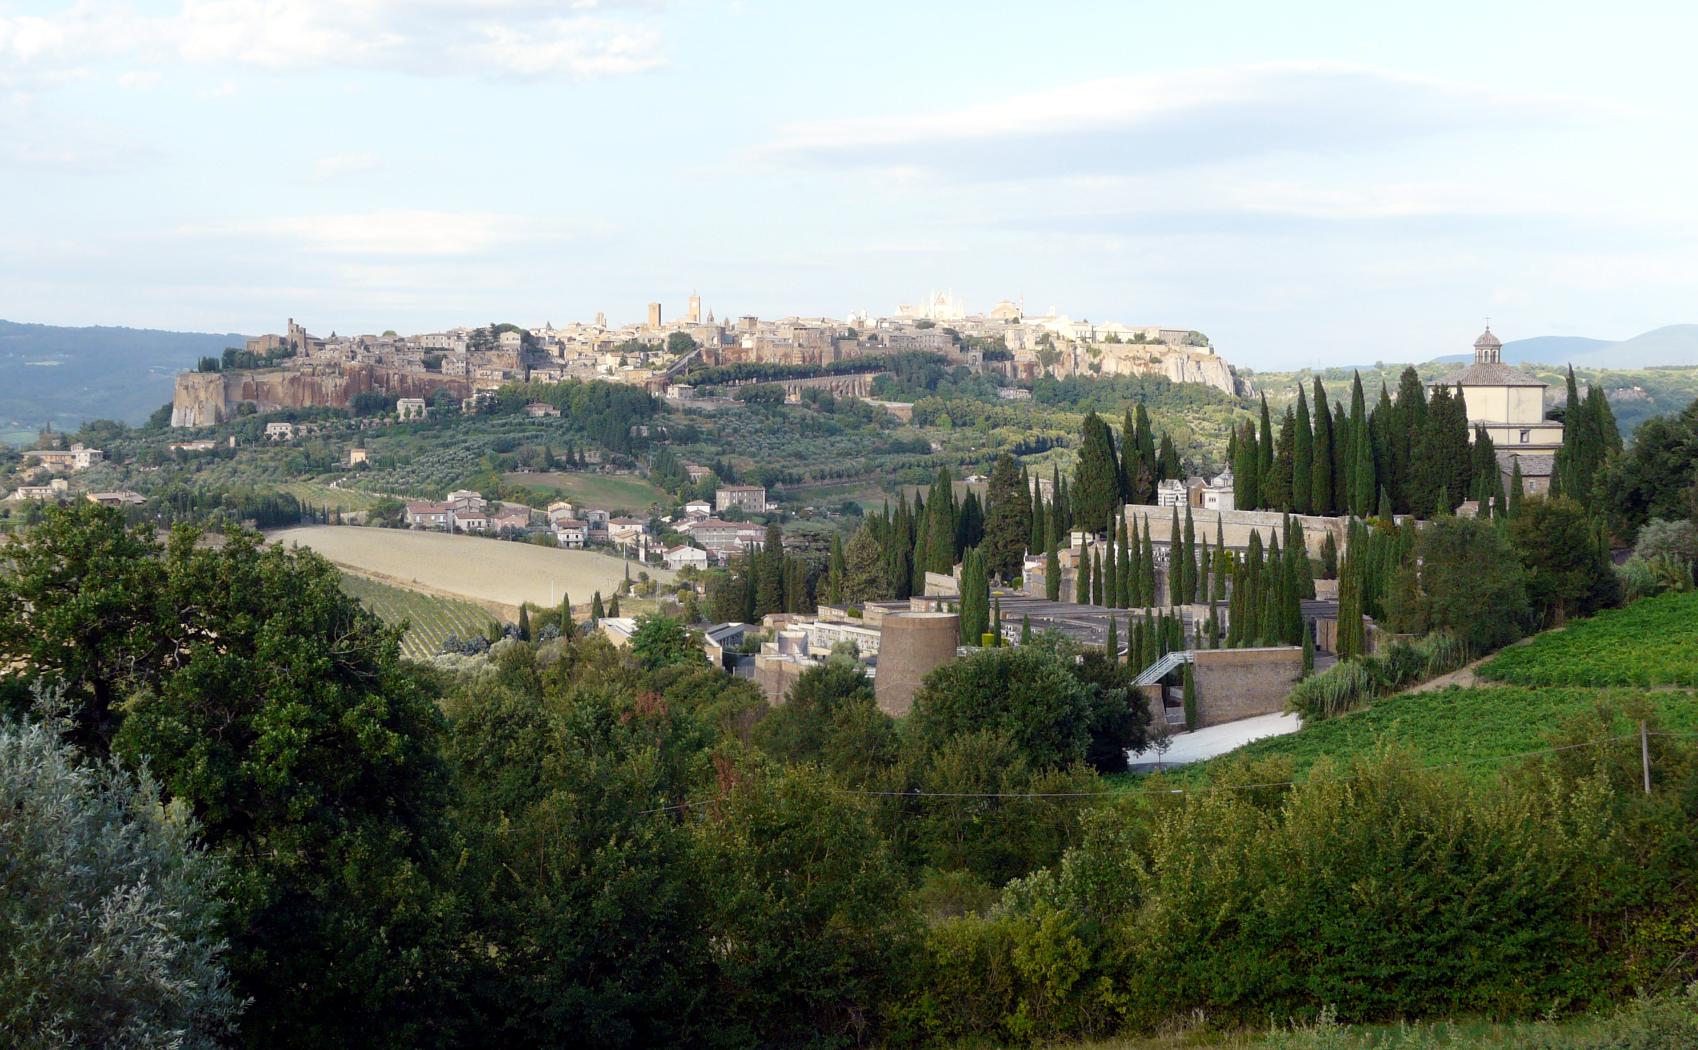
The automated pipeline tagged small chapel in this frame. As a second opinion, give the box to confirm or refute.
[1429,326,1562,494]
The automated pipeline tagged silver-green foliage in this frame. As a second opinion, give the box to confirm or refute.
[0,717,239,1048]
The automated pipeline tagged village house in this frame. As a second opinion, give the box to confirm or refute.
[554,519,588,549]
[682,498,712,519]
[524,401,561,418]
[663,544,710,572]
[24,444,104,472]
[264,422,294,441]
[405,500,451,530]
[684,463,713,484]
[347,446,369,466]
[8,478,70,501]
[683,517,766,558]
[714,484,768,515]
[489,506,532,534]
[397,398,429,421]
[84,490,146,508]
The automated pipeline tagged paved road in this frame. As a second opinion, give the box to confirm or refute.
[1127,711,1302,771]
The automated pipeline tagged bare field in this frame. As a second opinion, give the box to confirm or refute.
[270,526,672,613]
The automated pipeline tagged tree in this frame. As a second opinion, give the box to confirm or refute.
[692,764,916,1048]
[1181,662,1198,730]
[982,453,1031,581]
[1072,411,1121,530]
[1508,497,1620,627]
[1598,398,1698,537]
[1292,385,1314,515]
[1399,515,1532,653]
[908,646,1094,770]
[1310,380,1334,514]
[842,524,890,605]
[629,614,705,671]
[592,591,606,622]
[0,715,239,1047]
[754,662,882,767]
[1266,407,1296,512]
[0,503,167,749]
[108,529,460,1048]
[957,547,990,644]
[517,604,532,642]
[1044,540,1062,601]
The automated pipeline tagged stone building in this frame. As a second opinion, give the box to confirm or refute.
[1429,327,1563,493]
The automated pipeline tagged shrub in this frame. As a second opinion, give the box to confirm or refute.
[0,716,238,1047]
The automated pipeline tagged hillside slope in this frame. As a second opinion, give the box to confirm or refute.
[0,319,246,435]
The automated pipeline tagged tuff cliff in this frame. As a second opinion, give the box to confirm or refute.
[171,364,473,427]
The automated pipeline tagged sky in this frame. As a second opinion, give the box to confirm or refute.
[3,0,1697,369]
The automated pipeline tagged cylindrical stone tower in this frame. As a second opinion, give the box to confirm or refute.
[875,611,960,717]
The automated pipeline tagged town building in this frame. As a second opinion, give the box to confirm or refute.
[1430,326,1563,493]
[8,478,71,501]
[396,398,428,421]
[265,422,294,441]
[714,484,768,515]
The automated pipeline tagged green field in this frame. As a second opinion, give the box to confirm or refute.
[339,572,497,660]
[500,471,669,512]
[278,481,388,514]
[1479,590,1698,687]
[1161,686,1698,784]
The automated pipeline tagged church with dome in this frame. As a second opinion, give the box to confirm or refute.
[1428,327,1562,494]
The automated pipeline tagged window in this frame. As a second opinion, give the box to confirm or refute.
[1519,430,1530,443]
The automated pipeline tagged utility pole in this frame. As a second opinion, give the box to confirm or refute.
[1640,720,1652,796]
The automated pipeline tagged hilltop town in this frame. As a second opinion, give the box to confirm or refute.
[168,293,1244,426]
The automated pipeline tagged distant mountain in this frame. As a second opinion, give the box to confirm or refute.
[1569,325,1698,369]
[1429,327,1698,370]
[0,320,246,435]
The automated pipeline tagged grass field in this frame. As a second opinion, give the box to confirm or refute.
[1478,590,1698,687]
[277,481,388,514]
[1154,686,1698,784]
[271,525,673,612]
[339,572,496,660]
[500,471,669,512]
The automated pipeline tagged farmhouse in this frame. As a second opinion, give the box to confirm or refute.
[8,478,70,501]
[554,519,588,548]
[714,484,768,515]
[663,544,709,571]
[265,422,294,441]
[405,501,451,529]
[23,444,104,472]
[84,490,146,508]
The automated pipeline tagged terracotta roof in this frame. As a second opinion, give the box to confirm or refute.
[1431,361,1548,388]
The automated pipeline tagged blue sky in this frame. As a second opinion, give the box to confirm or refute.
[3,0,1696,368]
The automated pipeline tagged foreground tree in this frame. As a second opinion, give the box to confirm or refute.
[1508,496,1621,626]
[0,715,239,1048]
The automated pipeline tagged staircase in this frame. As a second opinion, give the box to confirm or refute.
[1132,649,1195,687]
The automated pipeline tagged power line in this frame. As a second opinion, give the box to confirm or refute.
[636,730,1671,815]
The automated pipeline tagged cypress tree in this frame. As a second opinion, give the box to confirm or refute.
[517,604,531,642]
[1091,549,1105,606]
[1258,394,1276,492]
[1044,540,1061,601]
[1507,459,1525,518]
[1292,384,1314,515]
[1198,534,1211,604]
[1391,366,1426,514]
[1127,518,1144,607]
[1337,549,1365,660]
[1181,505,1197,604]
[1020,614,1032,644]
[1311,379,1335,514]
[1140,521,1158,606]
[1116,515,1132,608]
[1157,432,1181,482]
[606,593,619,617]
[1233,419,1261,510]
[1074,411,1122,531]
[1169,505,1182,606]
[1105,610,1119,660]
[1048,464,1066,546]
[1105,525,1120,608]
[983,452,1031,581]
[591,591,605,622]
[1267,407,1296,511]
[1029,470,1044,552]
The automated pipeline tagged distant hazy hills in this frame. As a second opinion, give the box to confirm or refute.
[1433,325,1698,369]
[0,319,245,436]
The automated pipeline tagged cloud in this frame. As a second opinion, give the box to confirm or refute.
[760,62,1578,179]
[177,210,580,257]
[116,70,160,91]
[0,1,667,86]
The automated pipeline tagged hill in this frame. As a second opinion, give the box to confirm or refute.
[0,319,246,437]
[1429,326,1698,369]
[1570,324,1698,369]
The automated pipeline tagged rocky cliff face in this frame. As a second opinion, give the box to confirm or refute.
[1157,351,1244,398]
[171,365,472,427]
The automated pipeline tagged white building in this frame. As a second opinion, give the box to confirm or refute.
[264,422,294,441]
[714,484,768,515]
[663,545,710,571]
[554,520,588,549]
